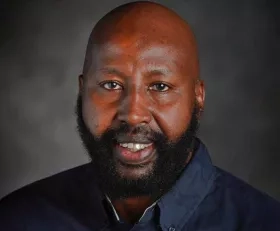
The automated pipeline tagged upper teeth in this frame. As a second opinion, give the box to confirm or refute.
[119,143,152,152]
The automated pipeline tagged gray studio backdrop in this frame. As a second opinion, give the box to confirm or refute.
[0,0,279,200]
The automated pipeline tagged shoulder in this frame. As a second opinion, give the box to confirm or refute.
[214,166,280,205]
[0,163,104,230]
[0,163,94,203]
[214,167,280,227]
[187,166,280,230]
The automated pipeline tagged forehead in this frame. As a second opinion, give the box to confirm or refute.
[92,35,191,74]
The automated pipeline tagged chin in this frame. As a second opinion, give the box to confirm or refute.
[115,159,155,180]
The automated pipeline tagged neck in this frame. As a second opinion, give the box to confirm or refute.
[112,196,155,224]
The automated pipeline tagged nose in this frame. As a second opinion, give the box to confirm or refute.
[117,87,152,126]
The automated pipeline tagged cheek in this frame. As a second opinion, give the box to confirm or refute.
[161,107,192,140]
[82,90,117,137]
[149,91,180,106]
[152,96,194,141]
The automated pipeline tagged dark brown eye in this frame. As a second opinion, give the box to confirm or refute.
[101,81,122,90]
[149,83,170,92]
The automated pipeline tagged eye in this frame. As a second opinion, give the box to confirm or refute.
[149,83,170,92]
[100,81,122,90]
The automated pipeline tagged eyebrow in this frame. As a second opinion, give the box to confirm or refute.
[98,67,128,78]
[98,65,173,78]
[142,63,174,79]
[146,67,172,76]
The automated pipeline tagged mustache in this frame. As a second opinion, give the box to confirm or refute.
[102,123,165,144]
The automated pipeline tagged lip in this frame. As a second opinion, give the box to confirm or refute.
[114,143,156,165]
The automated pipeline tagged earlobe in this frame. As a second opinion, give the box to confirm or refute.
[195,79,205,111]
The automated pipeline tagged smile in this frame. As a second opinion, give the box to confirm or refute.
[118,143,153,152]
[114,142,156,165]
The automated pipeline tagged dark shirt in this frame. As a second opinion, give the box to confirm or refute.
[0,138,280,231]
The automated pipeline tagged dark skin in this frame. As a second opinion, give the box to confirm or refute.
[79,2,205,224]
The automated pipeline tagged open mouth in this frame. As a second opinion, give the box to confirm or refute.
[119,142,152,151]
[114,142,156,165]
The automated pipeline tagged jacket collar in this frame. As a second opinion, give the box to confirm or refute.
[157,138,217,230]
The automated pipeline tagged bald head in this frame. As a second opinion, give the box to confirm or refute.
[82,1,199,80]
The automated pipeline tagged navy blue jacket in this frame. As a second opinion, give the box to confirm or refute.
[1,139,280,231]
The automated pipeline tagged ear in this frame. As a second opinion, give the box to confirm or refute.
[78,74,84,94]
[195,79,205,111]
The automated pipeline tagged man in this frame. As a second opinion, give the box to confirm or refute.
[0,1,279,230]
